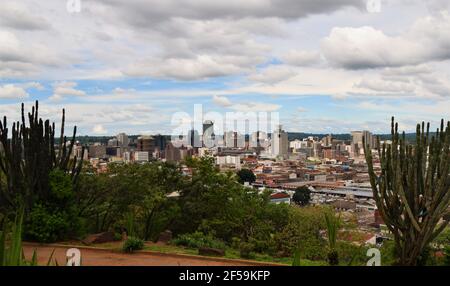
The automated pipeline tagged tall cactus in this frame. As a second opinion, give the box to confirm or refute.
[0,101,84,213]
[364,117,450,265]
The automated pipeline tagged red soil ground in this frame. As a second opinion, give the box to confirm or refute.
[22,244,265,266]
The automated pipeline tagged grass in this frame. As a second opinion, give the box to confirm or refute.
[144,243,326,265]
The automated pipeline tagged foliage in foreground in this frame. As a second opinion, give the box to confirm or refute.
[1,212,55,266]
[364,117,450,265]
[0,102,85,243]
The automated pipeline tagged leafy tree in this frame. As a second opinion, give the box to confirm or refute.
[275,206,329,260]
[292,186,311,206]
[236,169,256,184]
[25,169,82,242]
[76,162,184,240]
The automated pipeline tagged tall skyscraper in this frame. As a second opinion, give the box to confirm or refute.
[116,133,129,147]
[137,135,156,157]
[202,120,215,147]
[271,125,288,158]
[351,130,375,156]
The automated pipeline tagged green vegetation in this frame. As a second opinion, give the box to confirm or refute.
[236,168,256,184]
[324,212,340,265]
[364,117,450,266]
[1,212,56,266]
[292,186,311,206]
[172,232,226,250]
[0,102,84,243]
[122,237,144,253]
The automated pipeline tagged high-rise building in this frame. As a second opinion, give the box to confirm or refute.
[188,129,200,148]
[134,151,149,162]
[351,130,376,155]
[271,125,289,158]
[224,131,244,148]
[202,120,215,147]
[116,133,129,147]
[88,144,106,159]
[137,135,156,157]
[153,134,166,151]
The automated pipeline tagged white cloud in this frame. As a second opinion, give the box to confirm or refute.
[322,11,450,69]
[212,95,232,107]
[281,50,322,66]
[229,102,281,112]
[49,81,86,101]
[0,2,51,30]
[92,124,108,135]
[247,65,297,84]
[0,84,29,99]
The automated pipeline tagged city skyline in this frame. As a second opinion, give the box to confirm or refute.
[1,0,450,136]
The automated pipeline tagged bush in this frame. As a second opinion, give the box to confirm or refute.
[172,232,226,250]
[25,204,70,243]
[114,232,123,241]
[275,206,328,259]
[239,242,255,259]
[122,237,144,253]
[443,246,450,266]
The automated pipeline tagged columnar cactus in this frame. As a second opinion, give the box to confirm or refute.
[364,117,450,265]
[0,101,84,213]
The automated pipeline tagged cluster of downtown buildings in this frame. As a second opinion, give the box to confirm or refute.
[70,121,392,243]
[71,121,388,243]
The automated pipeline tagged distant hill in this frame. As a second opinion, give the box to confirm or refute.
[73,132,426,145]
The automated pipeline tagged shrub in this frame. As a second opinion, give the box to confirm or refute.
[171,232,226,250]
[239,242,255,259]
[275,206,328,259]
[443,246,450,266]
[114,232,123,241]
[25,204,70,243]
[122,237,144,253]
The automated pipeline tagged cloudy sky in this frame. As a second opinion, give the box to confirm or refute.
[0,0,449,135]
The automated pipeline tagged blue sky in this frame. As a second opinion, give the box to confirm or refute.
[1,0,449,136]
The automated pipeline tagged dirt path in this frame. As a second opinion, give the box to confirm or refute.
[22,244,264,266]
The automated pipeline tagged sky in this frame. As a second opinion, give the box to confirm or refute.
[0,0,450,136]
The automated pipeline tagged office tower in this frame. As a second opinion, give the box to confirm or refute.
[153,134,166,151]
[224,131,244,148]
[116,133,129,147]
[271,125,289,158]
[202,120,215,147]
[137,135,156,157]
[188,129,200,148]
[88,144,107,159]
[351,130,374,153]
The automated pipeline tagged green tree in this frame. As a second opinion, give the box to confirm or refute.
[275,206,329,260]
[292,186,311,206]
[364,117,450,266]
[76,162,183,240]
[236,169,256,184]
